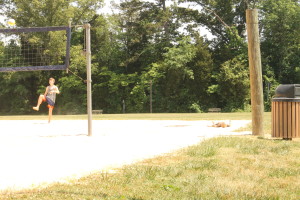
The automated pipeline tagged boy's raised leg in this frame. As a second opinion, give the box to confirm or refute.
[33,95,44,111]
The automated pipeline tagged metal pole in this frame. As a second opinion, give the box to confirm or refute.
[66,19,72,74]
[246,9,264,136]
[85,23,92,136]
[123,99,125,114]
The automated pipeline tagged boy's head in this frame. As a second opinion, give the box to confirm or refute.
[49,77,55,85]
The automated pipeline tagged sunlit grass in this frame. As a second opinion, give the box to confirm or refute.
[2,136,300,199]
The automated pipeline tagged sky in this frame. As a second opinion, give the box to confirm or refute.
[0,15,5,25]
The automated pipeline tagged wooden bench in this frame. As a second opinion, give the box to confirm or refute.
[208,108,221,113]
[92,110,103,114]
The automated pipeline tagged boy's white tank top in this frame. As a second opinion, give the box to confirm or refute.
[46,85,57,103]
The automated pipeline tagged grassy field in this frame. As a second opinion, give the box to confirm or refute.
[2,136,300,200]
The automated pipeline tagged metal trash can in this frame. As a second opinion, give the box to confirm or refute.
[272,84,300,139]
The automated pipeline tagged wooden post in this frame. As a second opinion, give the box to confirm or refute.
[246,9,264,136]
[85,23,92,136]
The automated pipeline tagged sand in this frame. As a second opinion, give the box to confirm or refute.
[0,119,251,191]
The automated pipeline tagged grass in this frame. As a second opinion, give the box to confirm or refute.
[2,136,300,200]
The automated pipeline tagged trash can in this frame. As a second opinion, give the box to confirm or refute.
[272,84,300,139]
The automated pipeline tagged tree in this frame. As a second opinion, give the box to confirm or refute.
[0,0,103,114]
[4,0,102,26]
[91,0,183,113]
[146,37,198,112]
[1,0,299,114]
[187,34,214,110]
[208,54,250,111]
[260,0,300,84]
[114,0,179,74]
[178,0,252,110]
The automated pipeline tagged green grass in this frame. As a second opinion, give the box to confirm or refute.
[2,136,300,200]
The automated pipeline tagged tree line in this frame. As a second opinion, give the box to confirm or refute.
[0,0,299,114]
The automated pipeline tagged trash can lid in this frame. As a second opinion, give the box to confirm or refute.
[272,84,300,102]
[272,98,300,102]
[274,84,300,98]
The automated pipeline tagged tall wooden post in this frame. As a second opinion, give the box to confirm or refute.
[85,23,92,136]
[246,9,264,136]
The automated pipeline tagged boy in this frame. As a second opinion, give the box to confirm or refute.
[33,77,60,123]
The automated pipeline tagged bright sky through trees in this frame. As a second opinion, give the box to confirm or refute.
[100,0,213,39]
[0,0,213,39]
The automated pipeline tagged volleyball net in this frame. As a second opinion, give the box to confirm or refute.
[0,26,71,72]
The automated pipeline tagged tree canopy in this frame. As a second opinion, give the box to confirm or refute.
[0,0,299,114]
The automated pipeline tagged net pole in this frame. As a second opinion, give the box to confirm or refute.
[66,20,72,73]
[85,23,92,136]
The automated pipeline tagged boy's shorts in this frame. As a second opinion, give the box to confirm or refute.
[42,96,55,109]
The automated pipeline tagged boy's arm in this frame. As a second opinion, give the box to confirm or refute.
[55,86,60,94]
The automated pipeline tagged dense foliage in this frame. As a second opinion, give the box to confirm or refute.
[0,0,299,114]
